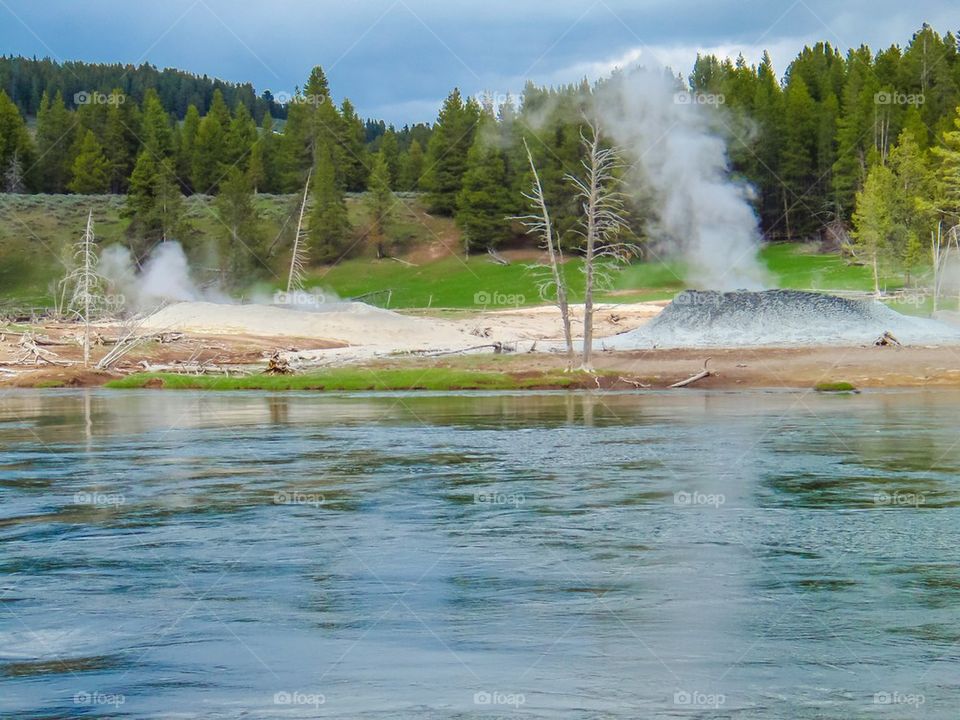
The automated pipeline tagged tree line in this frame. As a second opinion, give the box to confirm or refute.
[1,24,960,288]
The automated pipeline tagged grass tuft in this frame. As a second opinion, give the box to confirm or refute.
[814,381,859,393]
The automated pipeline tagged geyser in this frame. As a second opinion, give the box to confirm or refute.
[594,68,768,291]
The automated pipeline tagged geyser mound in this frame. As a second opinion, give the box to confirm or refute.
[607,290,960,348]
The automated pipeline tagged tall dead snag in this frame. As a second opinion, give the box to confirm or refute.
[566,120,634,370]
[518,139,574,367]
[287,170,312,295]
[62,210,103,367]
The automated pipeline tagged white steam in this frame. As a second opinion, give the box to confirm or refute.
[595,68,769,290]
[99,241,339,312]
[100,241,219,311]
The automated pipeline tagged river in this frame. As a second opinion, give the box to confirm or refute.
[1,389,957,718]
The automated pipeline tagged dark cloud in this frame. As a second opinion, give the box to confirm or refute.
[0,0,950,123]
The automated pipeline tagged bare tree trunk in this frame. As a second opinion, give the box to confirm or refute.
[287,170,312,294]
[522,140,574,366]
[82,211,93,368]
[581,141,600,370]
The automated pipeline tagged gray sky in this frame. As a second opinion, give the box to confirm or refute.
[0,0,952,123]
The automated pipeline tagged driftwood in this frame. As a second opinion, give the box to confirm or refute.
[139,360,229,375]
[670,358,713,388]
[264,352,294,375]
[618,376,651,389]
[874,331,901,347]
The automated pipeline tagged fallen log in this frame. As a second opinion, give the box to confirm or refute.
[417,343,506,357]
[670,358,713,389]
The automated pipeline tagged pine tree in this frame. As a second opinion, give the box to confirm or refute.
[887,129,935,280]
[226,101,257,168]
[378,129,401,188]
[780,75,819,238]
[277,66,344,192]
[456,125,514,251]
[125,151,186,260]
[852,163,896,294]
[399,139,425,191]
[140,89,174,157]
[933,104,960,223]
[423,89,481,215]
[68,130,110,194]
[366,151,395,257]
[308,139,351,262]
[338,99,369,191]
[176,104,201,191]
[192,90,232,193]
[0,89,33,190]
[103,88,140,193]
[832,47,879,216]
[215,166,263,286]
[35,90,76,192]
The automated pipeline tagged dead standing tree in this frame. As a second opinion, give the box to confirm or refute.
[518,139,575,367]
[61,210,104,367]
[566,120,634,370]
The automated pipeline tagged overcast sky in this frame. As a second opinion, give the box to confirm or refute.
[0,0,952,124]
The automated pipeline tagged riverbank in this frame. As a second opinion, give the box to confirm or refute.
[4,345,959,391]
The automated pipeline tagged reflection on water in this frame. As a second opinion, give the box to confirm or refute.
[1,389,958,718]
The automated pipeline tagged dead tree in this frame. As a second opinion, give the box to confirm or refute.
[61,210,103,367]
[518,139,574,366]
[287,170,312,295]
[566,120,634,370]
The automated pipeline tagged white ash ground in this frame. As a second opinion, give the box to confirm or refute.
[135,300,662,363]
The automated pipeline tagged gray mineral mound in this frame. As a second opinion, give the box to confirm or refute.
[606,290,960,348]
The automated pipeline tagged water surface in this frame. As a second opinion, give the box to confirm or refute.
[1,389,958,718]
